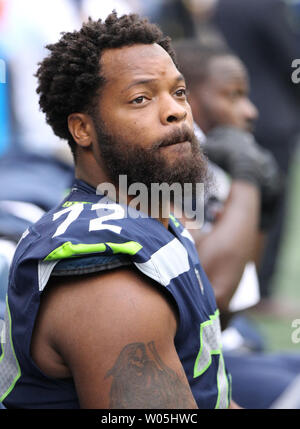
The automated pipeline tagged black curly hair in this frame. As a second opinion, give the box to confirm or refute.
[36,11,177,159]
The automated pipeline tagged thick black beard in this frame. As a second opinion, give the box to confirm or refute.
[93,120,209,195]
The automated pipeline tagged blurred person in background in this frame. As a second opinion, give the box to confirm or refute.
[173,37,283,334]
[210,0,300,310]
[174,38,300,409]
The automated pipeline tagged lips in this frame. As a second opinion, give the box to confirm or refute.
[158,127,193,149]
[160,139,190,148]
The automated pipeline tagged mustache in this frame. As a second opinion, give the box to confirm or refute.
[151,126,195,150]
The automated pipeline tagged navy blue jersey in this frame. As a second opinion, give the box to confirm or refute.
[0,179,231,409]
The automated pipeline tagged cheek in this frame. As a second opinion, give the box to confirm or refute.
[101,106,143,140]
[213,98,236,123]
[200,92,225,122]
[112,114,157,147]
[108,105,161,146]
[231,102,247,125]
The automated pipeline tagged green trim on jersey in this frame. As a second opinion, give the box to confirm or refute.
[193,309,229,409]
[106,241,143,255]
[193,309,221,378]
[215,353,229,409]
[169,214,180,227]
[62,201,93,207]
[44,241,143,261]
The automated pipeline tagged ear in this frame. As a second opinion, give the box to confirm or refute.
[68,113,93,148]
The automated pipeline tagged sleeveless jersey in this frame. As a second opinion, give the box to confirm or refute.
[0,179,231,409]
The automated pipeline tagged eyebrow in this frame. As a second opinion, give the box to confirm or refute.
[123,73,186,92]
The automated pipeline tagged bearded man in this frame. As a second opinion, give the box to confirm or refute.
[0,12,237,409]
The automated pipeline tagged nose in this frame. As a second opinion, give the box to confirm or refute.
[160,94,188,125]
[236,98,259,132]
[242,98,259,123]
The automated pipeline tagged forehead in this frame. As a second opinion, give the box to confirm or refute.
[206,55,249,89]
[100,43,180,88]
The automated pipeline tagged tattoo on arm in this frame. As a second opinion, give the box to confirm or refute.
[105,341,196,409]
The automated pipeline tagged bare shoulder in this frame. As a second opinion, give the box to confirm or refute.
[31,266,197,409]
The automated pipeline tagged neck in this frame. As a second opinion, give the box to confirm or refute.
[75,150,108,189]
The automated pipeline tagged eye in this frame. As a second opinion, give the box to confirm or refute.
[131,96,147,105]
[175,88,187,98]
[228,89,245,100]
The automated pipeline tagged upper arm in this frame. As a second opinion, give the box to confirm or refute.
[41,267,197,409]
